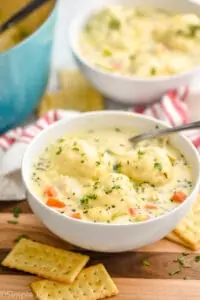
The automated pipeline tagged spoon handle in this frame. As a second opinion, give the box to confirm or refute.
[130,120,200,144]
[0,0,51,34]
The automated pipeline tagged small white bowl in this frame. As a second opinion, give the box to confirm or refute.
[69,0,200,104]
[22,111,200,252]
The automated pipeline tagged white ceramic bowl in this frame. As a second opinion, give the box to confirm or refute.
[22,111,200,252]
[69,0,200,104]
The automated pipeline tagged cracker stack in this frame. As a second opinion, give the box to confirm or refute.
[167,195,200,250]
[2,239,119,300]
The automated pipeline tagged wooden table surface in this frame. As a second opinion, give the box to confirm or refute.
[1,200,200,300]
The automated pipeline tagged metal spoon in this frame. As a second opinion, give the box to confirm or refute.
[0,0,51,35]
[129,120,200,144]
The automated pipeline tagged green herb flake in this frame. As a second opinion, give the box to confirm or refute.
[150,67,157,76]
[115,128,121,132]
[154,162,162,171]
[105,189,112,195]
[142,259,151,267]
[14,234,30,243]
[168,269,181,276]
[129,54,136,60]
[56,147,62,155]
[109,19,121,30]
[102,49,112,57]
[13,207,22,218]
[106,149,115,155]
[112,185,121,190]
[195,255,200,262]
[7,220,18,225]
[72,147,79,152]
[188,24,200,38]
[182,252,190,256]
[138,150,145,159]
[58,138,65,143]
[174,257,185,266]
[113,163,121,172]
[96,161,101,166]
[80,194,97,205]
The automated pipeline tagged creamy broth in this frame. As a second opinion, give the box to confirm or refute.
[31,128,193,224]
[80,6,200,77]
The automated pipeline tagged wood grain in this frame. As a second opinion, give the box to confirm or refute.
[0,201,200,299]
[0,276,200,300]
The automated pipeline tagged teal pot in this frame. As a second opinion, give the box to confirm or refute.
[0,2,58,133]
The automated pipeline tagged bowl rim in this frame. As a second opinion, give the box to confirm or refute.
[0,0,58,58]
[22,111,200,228]
[69,1,200,82]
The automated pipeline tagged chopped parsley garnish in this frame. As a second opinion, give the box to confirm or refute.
[105,189,112,195]
[113,163,121,172]
[188,24,200,37]
[150,67,157,76]
[138,150,145,159]
[56,147,62,155]
[111,212,125,220]
[80,194,97,205]
[58,138,65,143]
[115,128,121,132]
[8,220,18,225]
[176,24,200,38]
[106,149,115,155]
[96,161,101,166]
[182,252,190,256]
[72,147,79,152]
[81,160,85,164]
[174,257,186,267]
[13,207,22,218]
[112,185,121,190]
[102,49,112,57]
[195,255,200,262]
[154,162,162,171]
[129,54,136,60]
[109,19,121,30]
[14,234,30,243]
[142,259,151,266]
[93,181,99,190]
[168,269,181,276]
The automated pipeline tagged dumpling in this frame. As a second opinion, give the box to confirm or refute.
[52,138,112,179]
[86,207,113,222]
[52,175,83,199]
[119,146,173,186]
[94,173,137,210]
[154,14,200,52]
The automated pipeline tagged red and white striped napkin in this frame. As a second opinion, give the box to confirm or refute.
[0,87,199,201]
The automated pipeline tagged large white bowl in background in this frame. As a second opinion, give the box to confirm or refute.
[22,111,200,252]
[69,0,200,104]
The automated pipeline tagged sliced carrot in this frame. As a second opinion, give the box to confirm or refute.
[112,62,122,70]
[145,204,158,209]
[70,213,81,220]
[44,186,57,198]
[129,208,136,216]
[46,198,66,208]
[171,192,187,203]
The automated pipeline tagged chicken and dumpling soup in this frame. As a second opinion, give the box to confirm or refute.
[31,128,193,224]
[80,5,200,77]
